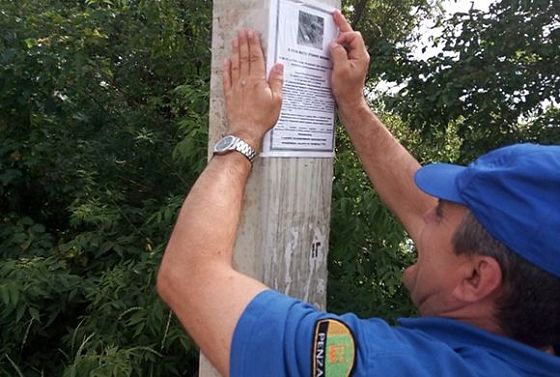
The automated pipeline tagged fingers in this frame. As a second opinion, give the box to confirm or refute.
[238,30,250,77]
[333,9,353,33]
[222,58,232,93]
[231,37,240,83]
[248,30,266,78]
[330,41,349,65]
[268,63,284,101]
[230,29,267,83]
[333,31,369,61]
[332,10,369,61]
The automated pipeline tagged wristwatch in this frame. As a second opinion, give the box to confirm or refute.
[213,135,257,165]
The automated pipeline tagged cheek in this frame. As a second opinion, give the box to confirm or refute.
[402,263,418,291]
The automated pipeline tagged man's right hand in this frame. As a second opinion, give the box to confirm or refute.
[223,29,284,152]
[330,10,370,110]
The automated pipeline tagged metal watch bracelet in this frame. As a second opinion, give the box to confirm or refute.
[213,135,257,166]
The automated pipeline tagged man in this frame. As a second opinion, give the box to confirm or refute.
[157,10,560,377]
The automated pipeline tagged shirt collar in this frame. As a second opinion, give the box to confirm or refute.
[397,316,560,374]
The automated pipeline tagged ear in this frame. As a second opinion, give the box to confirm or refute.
[452,256,503,303]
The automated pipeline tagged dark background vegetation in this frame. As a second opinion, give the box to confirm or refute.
[1,0,558,375]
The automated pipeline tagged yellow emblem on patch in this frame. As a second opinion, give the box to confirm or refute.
[312,319,356,376]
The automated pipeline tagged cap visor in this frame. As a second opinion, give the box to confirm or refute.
[414,163,466,204]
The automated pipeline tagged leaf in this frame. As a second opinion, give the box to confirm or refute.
[29,307,41,322]
[24,38,36,49]
[0,285,10,305]
[8,285,20,306]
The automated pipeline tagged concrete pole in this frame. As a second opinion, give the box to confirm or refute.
[201,0,339,375]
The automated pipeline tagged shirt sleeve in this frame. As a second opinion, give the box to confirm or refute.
[230,290,366,377]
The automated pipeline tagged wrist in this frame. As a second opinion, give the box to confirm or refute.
[213,134,258,167]
[226,129,265,152]
[336,96,369,114]
[337,97,372,124]
[212,151,253,172]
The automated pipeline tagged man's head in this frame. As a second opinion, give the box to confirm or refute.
[410,143,560,348]
[415,143,560,277]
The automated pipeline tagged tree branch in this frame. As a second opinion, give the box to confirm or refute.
[351,0,370,29]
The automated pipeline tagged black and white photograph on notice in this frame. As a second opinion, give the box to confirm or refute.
[297,11,324,50]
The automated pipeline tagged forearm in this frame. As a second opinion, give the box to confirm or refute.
[160,153,250,274]
[338,99,436,239]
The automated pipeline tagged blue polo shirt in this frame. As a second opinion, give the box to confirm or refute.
[231,290,560,376]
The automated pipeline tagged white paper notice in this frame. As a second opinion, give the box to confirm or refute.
[262,0,338,158]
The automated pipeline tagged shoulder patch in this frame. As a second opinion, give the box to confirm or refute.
[312,319,356,377]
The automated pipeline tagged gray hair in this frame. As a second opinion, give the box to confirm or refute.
[452,211,560,348]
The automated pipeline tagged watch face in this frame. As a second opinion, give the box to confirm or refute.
[215,135,236,152]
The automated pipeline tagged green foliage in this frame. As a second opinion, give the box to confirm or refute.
[329,132,416,318]
[1,0,209,375]
[381,0,560,160]
[343,0,445,81]
[342,0,444,48]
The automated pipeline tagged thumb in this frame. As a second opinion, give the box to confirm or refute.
[330,42,348,67]
[269,63,284,99]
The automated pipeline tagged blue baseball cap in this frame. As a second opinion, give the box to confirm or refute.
[414,143,560,278]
